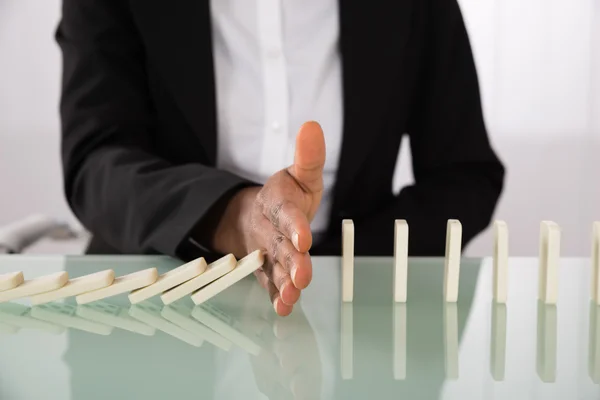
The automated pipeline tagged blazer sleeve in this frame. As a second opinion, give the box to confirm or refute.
[57,0,253,257]
[352,0,505,256]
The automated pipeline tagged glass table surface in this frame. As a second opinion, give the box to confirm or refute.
[0,255,598,400]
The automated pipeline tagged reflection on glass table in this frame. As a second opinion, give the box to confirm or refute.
[0,255,598,399]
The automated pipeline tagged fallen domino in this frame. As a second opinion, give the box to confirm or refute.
[0,271,24,292]
[0,272,68,303]
[129,258,207,304]
[31,270,115,305]
[76,268,158,305]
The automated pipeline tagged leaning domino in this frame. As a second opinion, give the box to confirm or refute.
[592,222,600,305]
[76,268,158,305]
[393,220,408,303]
[161,254,236,305]
[0,271,24,292]
[493,221,509,303]
[444,220,462,303]
[191,250,264,305]
[0,272,68,303]
[538,221,560,304]
[129,258,208,304]
[31,270,115,305]
[342,219,354,302]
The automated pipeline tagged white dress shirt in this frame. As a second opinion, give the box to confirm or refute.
[211,0,343,236]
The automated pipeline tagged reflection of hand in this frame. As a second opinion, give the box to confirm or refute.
[211,122,326,316]
[244,288,322,400]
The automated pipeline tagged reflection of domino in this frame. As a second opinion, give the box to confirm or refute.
[536,301,557,383]
[191,250,264,305]
[31,270,115,305]
[31,303,113,335]
[443,302,459,379]
[0,271,24,292]
[76,302,155,336]
[129,258,207,304]
[538,221,560,304]
[0,303,65,334]
[591,222,600,305]
[341,302,353,379]
[162,255,236,305]
[493,221,509,303]
[590,302,600,383]
[161,302,232,351]
[394,220,408,303]
[0,321,19,334]
[444,220,462,303]
[393,303,406,380]
[191,303,260,355]
[129,302,203,347]
[0,272,68,303]
[490,302,507,381]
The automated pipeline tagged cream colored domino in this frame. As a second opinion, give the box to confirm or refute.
[191,303,261,355]
[129,302,203,347]
[31,303,113,335]
[538,221,560,304]
[536,301,557,382]
[443,302,459,379]
[76,268,158,305]
[31,270,115,305]
[592,222,600,305]
[76,302,155,336]
[340,302,353,379]
[191,250,264,305]
[342,219,354,302]
[444,220,462,303]
[162,254,236,305]
[0,272,68,303]
[393,220,408,303]
[490,302,507,381]
[589,302,600,383]
[393,303,406,380]
[0,271,24,292]
[0,303,65,334]
[129,258,208,304]
[493,221,509,303]
[161,303,233,351]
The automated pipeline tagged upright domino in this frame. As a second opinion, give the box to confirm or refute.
[191,250,264,305]
[592,222,600,305]
[342,219,354,302]
[76,268,158,305]
[444,220,462,303]
[0,271,24,291]
[161,254,236,305]
[493,221,509,303]
[31,270,115,305]
[129,258,208,304]
[393,220,408,303]
[0,272,68,303]
[538,221,560,304]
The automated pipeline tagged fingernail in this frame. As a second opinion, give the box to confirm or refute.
[292,231,300,251]
[291,266,298,287]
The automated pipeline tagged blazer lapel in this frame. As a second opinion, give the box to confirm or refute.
[334,0,414,209]
[129,0,217,164]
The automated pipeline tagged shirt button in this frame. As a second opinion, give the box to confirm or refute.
[271,121,281,132]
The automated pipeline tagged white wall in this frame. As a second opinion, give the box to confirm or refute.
[0,0,598,256]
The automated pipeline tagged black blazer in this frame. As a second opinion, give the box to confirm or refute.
[57,0,505,260]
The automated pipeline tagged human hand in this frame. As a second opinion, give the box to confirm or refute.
[211,121,326,316]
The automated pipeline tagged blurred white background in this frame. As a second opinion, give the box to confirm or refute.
[0,0,598,256]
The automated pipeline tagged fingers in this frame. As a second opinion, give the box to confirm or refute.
[255,216,313,291]
[255,268,293,316]
[288,121,326,194]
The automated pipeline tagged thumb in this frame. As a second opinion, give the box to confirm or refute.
[288,121,326,194]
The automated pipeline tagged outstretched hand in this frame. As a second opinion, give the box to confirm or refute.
[211,121,326,316]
